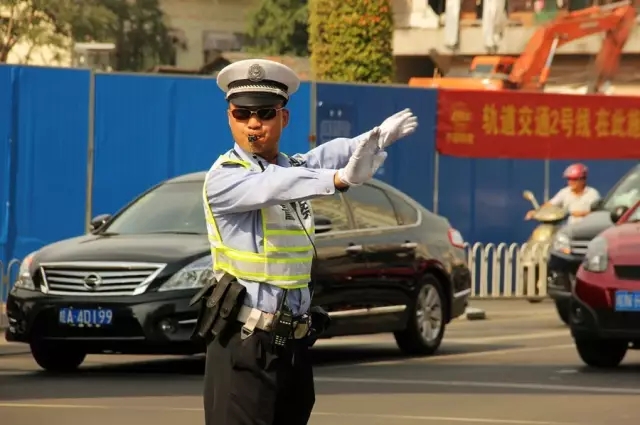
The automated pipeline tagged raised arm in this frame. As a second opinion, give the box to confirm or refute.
[206,164,341,215]
[292,108,419,170]
[207,129,388,214]
[291,136,366,170]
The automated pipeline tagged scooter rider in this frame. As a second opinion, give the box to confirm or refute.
[525,163,601,225]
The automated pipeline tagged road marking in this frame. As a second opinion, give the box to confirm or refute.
[469,309,555,316]
[0,403,116,410]
[314,376,640,395]
[455,314,558,324]
[415,343,574,361]
[446,330,569,344]
[0,402,579,424]
[557,369,578,374]
[316,329,569,349]
[0,402,197,411]
[318,344,575,369]
[312,411,580,425]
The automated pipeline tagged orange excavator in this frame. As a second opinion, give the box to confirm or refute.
[409,0,637,93]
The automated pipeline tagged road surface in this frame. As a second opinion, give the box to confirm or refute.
[2,300,640,425]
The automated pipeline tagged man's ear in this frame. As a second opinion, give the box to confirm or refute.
[281,108,290,129]
[227,109,233,126]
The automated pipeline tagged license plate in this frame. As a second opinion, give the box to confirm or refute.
[58,307,113,327]
[614,291,640,312]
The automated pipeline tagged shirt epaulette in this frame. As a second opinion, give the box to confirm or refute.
[288,156,305,167]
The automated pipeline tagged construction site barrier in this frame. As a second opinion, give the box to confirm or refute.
[464,242,551,299]
[0,244,551,327]
[4,65,636,259]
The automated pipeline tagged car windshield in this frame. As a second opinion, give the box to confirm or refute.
[603,165,640,211]
[104,180,207,235]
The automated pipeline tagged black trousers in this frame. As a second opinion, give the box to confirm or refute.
[203,322,316,425]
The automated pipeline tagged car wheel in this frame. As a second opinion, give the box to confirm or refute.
[555,300,570,325]
[30,341,87,372]
[394,273,446,356]
[575,339,628,368]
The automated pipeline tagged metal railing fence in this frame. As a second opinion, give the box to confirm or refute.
[464,242,551,299]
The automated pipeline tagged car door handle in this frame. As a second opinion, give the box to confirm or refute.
[345,244,363,254]
[401,242,418,249]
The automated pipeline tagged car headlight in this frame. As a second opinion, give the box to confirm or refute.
[158,256,214,292]
[583,236,608,273]
[11,251,38,291]
[552,232,571,254]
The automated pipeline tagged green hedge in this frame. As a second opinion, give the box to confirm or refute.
[308,0,394,83]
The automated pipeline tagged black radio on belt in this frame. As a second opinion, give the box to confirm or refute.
[271,290,294,349]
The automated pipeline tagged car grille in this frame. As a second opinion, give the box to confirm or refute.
[39,262,166,296]
[614,265,640,281]
[570,240,590,256]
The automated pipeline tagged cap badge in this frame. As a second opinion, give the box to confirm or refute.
[247,63,266,82]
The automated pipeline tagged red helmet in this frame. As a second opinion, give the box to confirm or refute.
[563,163,588,180]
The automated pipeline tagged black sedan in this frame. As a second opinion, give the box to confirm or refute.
[5,172,472,372]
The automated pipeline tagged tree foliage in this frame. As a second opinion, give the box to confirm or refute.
[102,0,176,71]
[308,0,394,83]
[246,0,309,56]
[0,0,115,63]
[0,0,175,71]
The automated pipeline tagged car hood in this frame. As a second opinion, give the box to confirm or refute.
[33,233,210,265]
[600,222,640,263]
[562,210,613,241]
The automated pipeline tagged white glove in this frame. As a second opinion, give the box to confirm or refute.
[378,108,418,149]
[372,150,387,175]
[338,127,382,186]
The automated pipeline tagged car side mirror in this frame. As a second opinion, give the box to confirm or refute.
[610,206,628,224]
[591,199,604,211]
[314,216,333,234]
[90,213,112,232]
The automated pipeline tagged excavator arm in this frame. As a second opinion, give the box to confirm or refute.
[507,0,637,91]
[588,2,637,92]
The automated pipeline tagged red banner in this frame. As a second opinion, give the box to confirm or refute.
[436,89,640,159]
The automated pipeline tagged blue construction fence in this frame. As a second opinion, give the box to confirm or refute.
[0,64,637,274]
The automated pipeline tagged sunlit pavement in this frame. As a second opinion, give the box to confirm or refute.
[2,300,640,425]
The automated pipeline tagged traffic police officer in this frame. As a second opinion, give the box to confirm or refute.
[196,58,418,425]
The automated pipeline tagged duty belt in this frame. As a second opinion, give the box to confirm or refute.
[237,305,310,340]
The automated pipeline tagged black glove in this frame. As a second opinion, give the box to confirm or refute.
[304,306,331,347]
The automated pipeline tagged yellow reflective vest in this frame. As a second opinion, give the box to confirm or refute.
[202,154,315,289]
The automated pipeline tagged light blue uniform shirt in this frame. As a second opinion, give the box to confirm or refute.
[204,136,365,316]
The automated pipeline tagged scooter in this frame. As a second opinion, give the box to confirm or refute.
[521,190,568,303]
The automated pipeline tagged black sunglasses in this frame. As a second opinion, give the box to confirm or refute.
[230,107,282,121]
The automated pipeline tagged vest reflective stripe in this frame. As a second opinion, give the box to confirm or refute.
[202,153,314,288]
